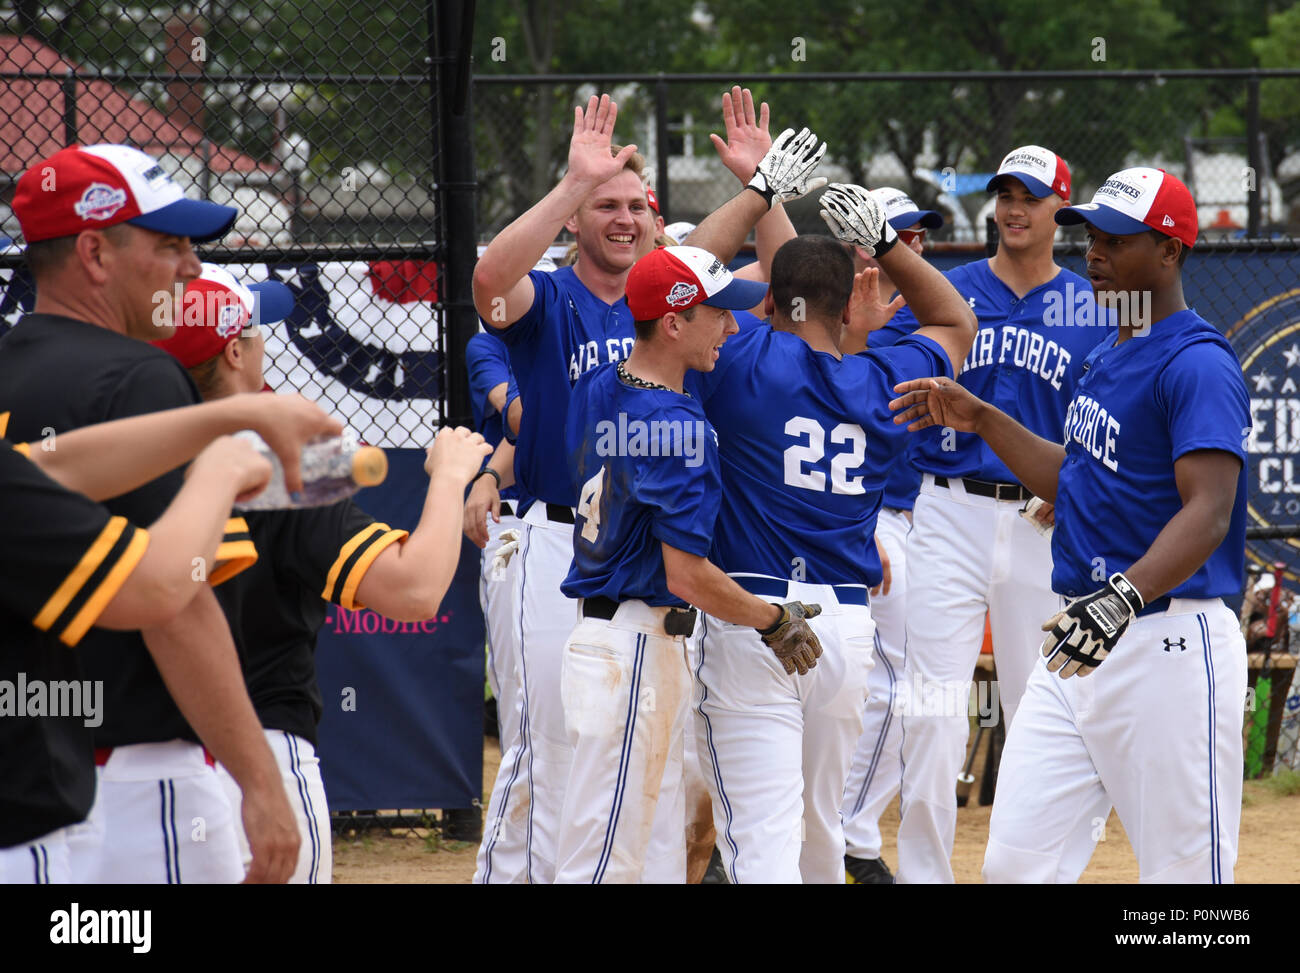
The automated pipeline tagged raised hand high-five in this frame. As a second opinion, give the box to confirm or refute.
[710,86,773,184]
[567,93,639,188]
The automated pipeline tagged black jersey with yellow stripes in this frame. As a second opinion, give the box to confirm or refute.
[213,500,407,745]
[0,313,255,748]
[0,442,150,847]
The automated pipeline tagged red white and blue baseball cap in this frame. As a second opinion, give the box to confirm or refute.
[625,246,769,320]
[872,187,944,230]
[153,263,295,367]
[12,144,238,244]
[1055,167,1198,248]
[986,145,1071,200]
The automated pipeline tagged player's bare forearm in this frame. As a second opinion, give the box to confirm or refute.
[506,397,522,437]
[1120,450,1240,604]
[143,590,299,883]
[878,244,977,369]
[95,462,251,630]
[472,173,592,325]
[29,394,338,498]
[141,590,281,793]
[683,189,769,265]
[486,381,509,415]
[354,471,466,620]
[662,543,782,629]
[489,439,516,489]
[752,203,795,280]
[973,404,1065,502]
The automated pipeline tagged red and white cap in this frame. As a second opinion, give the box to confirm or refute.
[646,186,661,216]
[625,246,769,321]
[986,145,1071,200]
[12,144,237,244]
[153,263,295,368]
[1055,167,1197,248]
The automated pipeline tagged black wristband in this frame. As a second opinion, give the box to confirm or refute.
[756,604,786,636]
[473,467,501,489]
[872,234,899,259]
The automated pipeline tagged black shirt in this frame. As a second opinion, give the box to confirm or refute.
[215,501,407,746]
[0,440,149,846]
[0,313,254,748]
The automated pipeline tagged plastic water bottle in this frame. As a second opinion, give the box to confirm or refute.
[233,432,388,511]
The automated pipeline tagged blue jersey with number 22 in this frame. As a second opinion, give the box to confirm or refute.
[688,325,953,587]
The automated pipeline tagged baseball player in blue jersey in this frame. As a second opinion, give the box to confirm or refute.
[889,146,1112,884]
[839,187,944,885]
[464,334,522,767]
[472,90,823,882]
[555,245,826,883]
[678,180,975,883]
[893,167,1250,883]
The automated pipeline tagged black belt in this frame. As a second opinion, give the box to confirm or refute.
[933,476,1032,503]
[581,595,698,636]
[733,575,869,607]
[500,500,516,517]
[546,503,575,524]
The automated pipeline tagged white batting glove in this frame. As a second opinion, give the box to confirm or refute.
[490,529,521,580]
[747,127,828,207]
[1040,572,1144,678]
[819,183,899,257]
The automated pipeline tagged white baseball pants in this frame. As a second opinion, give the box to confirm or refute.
[473,507,526,884]
[65,741,243,883]
[842,507,909,861]
[0,828,71,884]
[216,729,332,884]
[695,579,874,884]
[476,502,579,884]
[984,599,1246,884]
[553,600,692,883]
[897,476,1062,884]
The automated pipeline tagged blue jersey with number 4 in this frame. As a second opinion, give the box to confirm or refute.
[892,260,1108,483]
[562,363,721,606]
[1052,310,1249,600]
[489,266,635,507]
[688,326,953,587]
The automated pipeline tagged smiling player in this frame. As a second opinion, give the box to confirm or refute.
[891,167,1250,883]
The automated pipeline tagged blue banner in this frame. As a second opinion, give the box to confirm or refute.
[930,249,1300,585]
[313,448,485,811]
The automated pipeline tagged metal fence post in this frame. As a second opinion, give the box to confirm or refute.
[62,68,77,146]
[655,74,670,221]
[434,0,478,430]
[1247,73,1262,238]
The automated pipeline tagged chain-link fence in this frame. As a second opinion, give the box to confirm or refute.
[0,1,477,445]
[474,70,1300,244]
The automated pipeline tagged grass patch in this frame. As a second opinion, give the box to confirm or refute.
[1261,769,1300,797]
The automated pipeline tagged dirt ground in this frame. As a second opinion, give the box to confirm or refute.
[332,739,1300,884]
